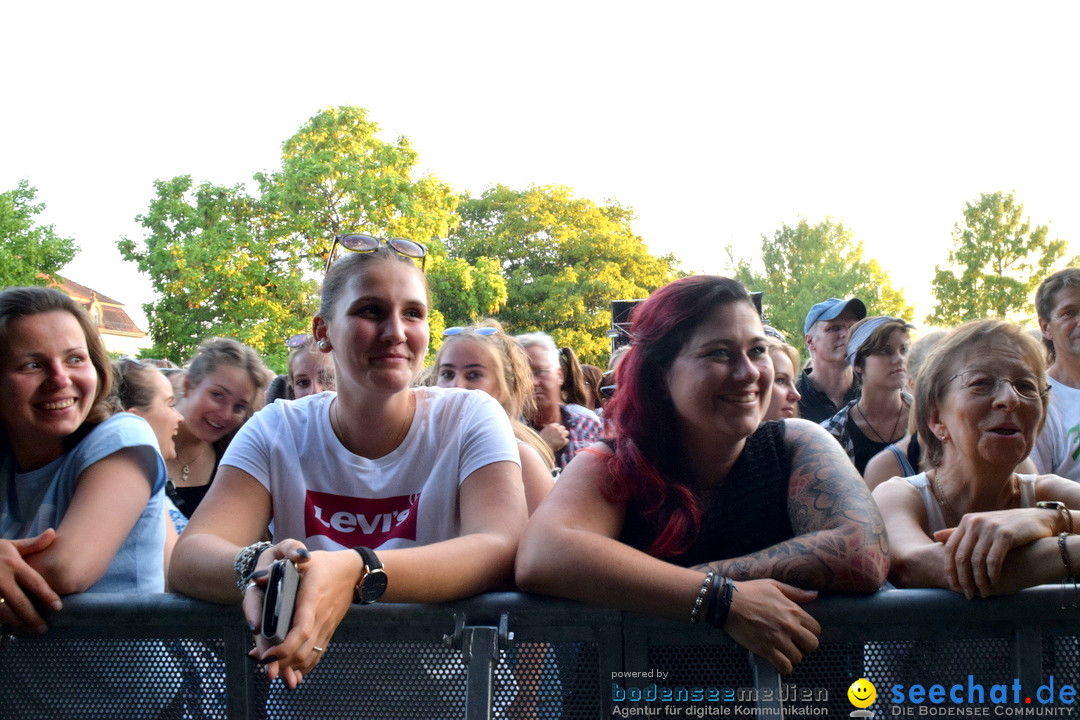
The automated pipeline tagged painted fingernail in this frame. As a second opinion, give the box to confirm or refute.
[247,623,256,633]
[255,655,278,666]
[296,549,311,559]
[245,570,269,583]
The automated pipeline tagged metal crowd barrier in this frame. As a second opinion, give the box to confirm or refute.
[1,586,1079,719]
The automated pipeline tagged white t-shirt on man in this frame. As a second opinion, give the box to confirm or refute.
[1031,376,1080,481]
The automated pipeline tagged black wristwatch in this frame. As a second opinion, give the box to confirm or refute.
[352,546,388,604]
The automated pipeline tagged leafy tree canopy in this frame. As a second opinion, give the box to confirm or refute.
[448,184,683,365]
[728,218,912,353]
[0,180,78,288]
[121,106,500,369]
[927,191,1067,326]
[119,176,314,368]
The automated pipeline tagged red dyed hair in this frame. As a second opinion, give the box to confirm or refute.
[604,275,756,558]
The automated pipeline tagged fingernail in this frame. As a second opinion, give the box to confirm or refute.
[296,549,311,559]
[50,600,63,612]
[247,623,256,633]
[36,625,48,635]
[246,570,269,582]
[256,655,278,666]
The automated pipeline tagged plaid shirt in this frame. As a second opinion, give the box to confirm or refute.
[821,395,913,468]
[557,404,603,469]
[820,399,858,465]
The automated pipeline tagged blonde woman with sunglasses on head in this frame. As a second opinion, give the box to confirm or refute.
[170,239,527,690]
[434,321,556,514]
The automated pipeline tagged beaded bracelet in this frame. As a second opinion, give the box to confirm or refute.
[234,541,273,591]
[1058,533,1078,609]
[1059,533,1074,578]
[689,571,716,624]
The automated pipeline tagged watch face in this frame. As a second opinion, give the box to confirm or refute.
[360,570,388,604]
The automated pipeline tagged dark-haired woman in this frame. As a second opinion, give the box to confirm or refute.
[821,316,913,475]
[516,275,888,674]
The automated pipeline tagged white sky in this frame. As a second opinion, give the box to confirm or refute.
[2,1,1078,331]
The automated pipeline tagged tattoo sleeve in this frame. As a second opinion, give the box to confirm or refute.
[692,420,889,592]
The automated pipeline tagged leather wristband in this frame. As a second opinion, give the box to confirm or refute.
[351,546,388,604]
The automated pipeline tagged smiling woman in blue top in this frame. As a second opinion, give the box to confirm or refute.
[0,287,167,631]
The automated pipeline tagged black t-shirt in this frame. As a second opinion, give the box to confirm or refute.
[796,368,861,424]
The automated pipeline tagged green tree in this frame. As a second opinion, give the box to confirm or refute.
[0,180,78,287]
[448,184,682,364]
[118,176,315,369]
[255,106,506,336]
[927,191,1066,326]
[728,218,912,353]
[122,106,503,367]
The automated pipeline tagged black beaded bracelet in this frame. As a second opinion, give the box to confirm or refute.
[689,571,716,624]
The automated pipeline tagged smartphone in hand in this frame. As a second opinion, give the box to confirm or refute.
[261,559,300,645]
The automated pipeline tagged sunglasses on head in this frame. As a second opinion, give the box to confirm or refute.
[285,333,309,348]
[325,234,427,272]
[444,326,498,336]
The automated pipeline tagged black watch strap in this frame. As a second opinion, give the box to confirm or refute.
[352,546,388,604]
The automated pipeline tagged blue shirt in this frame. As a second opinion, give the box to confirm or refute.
[0,413,167,593]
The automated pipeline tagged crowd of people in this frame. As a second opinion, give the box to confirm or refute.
[3,236,1080,709]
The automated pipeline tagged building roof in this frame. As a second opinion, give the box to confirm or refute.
[52,275,146,338]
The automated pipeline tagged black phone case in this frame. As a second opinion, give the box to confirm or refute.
[261,559,299,645]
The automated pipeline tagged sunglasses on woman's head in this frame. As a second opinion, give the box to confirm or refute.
[444,327,498,336]
[285,333,309,348]
[325,234,427,272]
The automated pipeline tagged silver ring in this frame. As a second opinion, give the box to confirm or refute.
[242,581,258,593]
[312,646,325,653]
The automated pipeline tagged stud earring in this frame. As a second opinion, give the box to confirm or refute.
[317,340,330,351]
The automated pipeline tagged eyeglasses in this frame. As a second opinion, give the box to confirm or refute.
[286,333,309,348]
[948,371,1049,401]
[444,326,498,336]
[325,234,427,272]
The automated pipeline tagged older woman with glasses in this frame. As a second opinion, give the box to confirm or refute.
[873,319,1080,598]
[170,238,526,690]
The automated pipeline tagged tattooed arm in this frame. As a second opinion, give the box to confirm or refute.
[693,419,890,593]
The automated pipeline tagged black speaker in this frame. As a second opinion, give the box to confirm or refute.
[609,299,643,353]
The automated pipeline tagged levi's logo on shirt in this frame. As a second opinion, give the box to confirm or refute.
[304,490,420,547]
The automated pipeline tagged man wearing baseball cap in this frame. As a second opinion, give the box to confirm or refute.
[796,297,867,422]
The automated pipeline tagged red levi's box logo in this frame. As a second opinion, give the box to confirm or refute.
[304,490,420,548]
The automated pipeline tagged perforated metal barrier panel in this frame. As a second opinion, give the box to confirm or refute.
[1,589,1079,719]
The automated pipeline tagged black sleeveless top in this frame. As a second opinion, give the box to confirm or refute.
[618,420,795,568]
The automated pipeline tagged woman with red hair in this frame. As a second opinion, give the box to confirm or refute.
[516,275,889,674]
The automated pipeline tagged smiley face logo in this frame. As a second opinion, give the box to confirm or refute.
[847,678,876,708]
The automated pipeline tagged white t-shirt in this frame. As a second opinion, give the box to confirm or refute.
[222,387,519,551]
[1031,376,1080,481]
